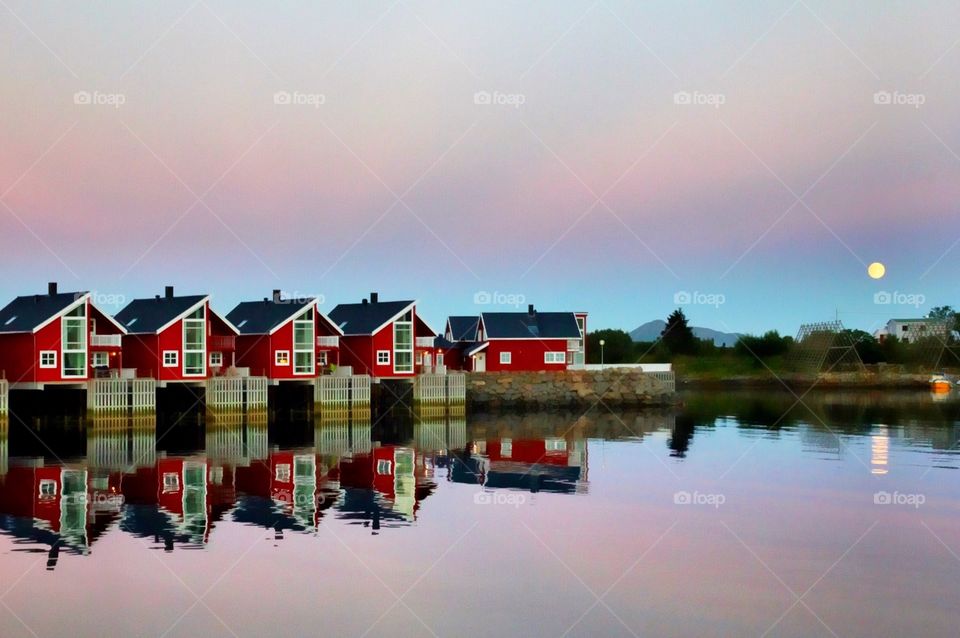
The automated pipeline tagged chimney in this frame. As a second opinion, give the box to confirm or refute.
[362,298,368,305]
[370,292,378,304]
[272,289,282,303]
[164,285,174,299]
[47,282,57,296]
[528,304,535,315]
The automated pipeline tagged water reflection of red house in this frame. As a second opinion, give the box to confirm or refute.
[154,457,235,543]
[338,445,431,519]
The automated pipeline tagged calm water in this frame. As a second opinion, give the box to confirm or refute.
[0,390,958,637]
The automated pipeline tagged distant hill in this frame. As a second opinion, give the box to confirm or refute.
[630,320,741,347]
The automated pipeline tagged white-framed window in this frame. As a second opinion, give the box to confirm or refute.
[437,353,444,367]
[377,350,391,365]
[393,310,413,373]
[62,303,87,377]
[318,351,328,366]
[182,305,206,376]
[501,438,512,458]
[275,463,291,482]
[39,479,57,498]
[275,350,290,366]
[39,350,57,368]
[162,472,180,493]
[209,351,223,367]
[376,459,392,475]
[500,351,512,365]
[544,351,566,364]
[92,351,109,367]
[545,438,567,451]
[162,351,178,367]
[293,306,315,375]
[416,351,423,365]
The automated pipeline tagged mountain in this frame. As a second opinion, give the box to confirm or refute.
[629,320,741,347]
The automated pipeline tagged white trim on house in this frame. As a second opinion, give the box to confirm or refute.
[544,351,566,364]
[275,350,290,366]
[162,351,179,367]
[211,307,241,335]
[500,351,512,365]
[368,301,418,336]
[31,293,90,334]
[138,297,210,336]
[209,351,223,367]
[265,298,317,336]
[376,350,391,365]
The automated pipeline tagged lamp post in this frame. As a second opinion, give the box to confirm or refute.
[599,339,605,370]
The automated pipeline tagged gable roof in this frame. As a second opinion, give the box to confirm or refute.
[115,295,208,334]
[328,300,415,336]
[480,311,582,340]
[447,316,479,341]
[0,292,89,334]
[227,298,311,335]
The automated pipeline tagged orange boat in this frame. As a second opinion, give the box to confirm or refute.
[930,375,953,393]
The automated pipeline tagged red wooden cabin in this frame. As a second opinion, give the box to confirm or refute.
[328,293,434,378]
[476,306,587,372]
[0,283,127,388]
[226,290,343,381]
[114,286,239,384]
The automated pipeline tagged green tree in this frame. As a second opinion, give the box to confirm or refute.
[735,330,792,359]
[843,329,883,364]
[586,329,634,364]
[928,306,959,338]
[661,309,698,355]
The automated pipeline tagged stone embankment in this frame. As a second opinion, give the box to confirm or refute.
[466,369,676,410]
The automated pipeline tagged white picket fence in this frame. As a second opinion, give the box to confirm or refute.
[648,371,676,393]
[89,378,157,412]
[414,373,466,406]
[0,379,7,414]
[206,377,268,409]
[315,375,371,408]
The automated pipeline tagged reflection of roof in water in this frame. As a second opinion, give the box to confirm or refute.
[450,455,583,493]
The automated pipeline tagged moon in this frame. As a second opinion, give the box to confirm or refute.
[868,262,886,279]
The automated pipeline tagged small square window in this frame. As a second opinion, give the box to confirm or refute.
[92,352,109,367]
[162,351,178,367]
[500,351,511,365]
[162,472,180,493]
[275,350,290,366]
[39,479,57,499]
[377,350,390,365]
[210,351,223,367]
[318,351,328,365]
[275,463,291,482]
[39,351,57,368]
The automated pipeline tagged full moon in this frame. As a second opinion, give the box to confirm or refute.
[868,262,886,279]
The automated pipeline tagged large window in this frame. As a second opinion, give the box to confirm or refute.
[183,306,206,376]
[393,310,413,373]
[62,303,87,377]
[545,352,566,364]
[293,307,315,375]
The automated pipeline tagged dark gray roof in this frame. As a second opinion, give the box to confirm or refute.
[447,316,479,341]
[115,295,207,333]
[480,312,581,339]
[0,292,87,333]
[328,300,414,336]
[226,298,313,335]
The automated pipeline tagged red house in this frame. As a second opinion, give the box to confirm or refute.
[328,293,435,379]
[114,286,239,384]
[0,282,127,388]
[226,291,343,381]
[442,306,587,372]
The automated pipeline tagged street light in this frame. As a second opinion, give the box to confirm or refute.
[599,339,605,370]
